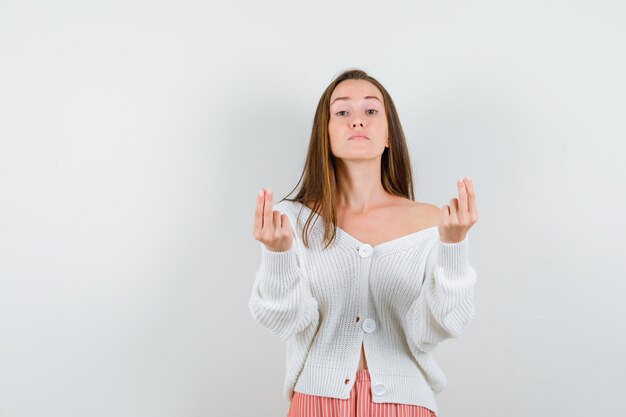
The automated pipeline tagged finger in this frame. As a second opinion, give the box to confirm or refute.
[281,213,292,231]
[457,177,468,215]
[273,210,282,234]
[449,198,459,223]
[263,188,273,230]
[254,188,265,233]
[466,176,478,219]
[441,204,450,224]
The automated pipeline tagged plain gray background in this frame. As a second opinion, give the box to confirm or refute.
[1,1,625,416]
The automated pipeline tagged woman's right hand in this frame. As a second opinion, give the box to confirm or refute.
[253,187,293,252]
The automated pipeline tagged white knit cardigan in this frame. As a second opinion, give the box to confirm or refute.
[248,200,477,414]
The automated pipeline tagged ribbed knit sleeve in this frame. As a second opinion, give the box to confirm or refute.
[403,234,477,353]
[248,241,320,342]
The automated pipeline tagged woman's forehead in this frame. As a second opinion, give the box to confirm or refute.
[332,80,381,98]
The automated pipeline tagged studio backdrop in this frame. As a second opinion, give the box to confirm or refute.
[0,1,624,416]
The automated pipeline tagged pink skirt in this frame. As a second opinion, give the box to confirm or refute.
[287,369,437,417]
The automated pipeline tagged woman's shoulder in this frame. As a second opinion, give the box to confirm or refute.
[272,199,307,225]
[276,197,440,227]
[394,196,440,223]
[272,199,301,212]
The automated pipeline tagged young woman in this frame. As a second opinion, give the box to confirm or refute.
[249,68,479,417]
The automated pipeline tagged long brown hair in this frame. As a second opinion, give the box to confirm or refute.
[279,68,415,250]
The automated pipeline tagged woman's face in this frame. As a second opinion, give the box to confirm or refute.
[328,79,389,161]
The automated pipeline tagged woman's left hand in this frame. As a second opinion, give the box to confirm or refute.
[438,176,478,243]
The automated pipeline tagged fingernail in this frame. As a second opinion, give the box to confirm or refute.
[258,189,263,197]
[467,175,472,182]
[268,188,272,194]
[457,177,463,183]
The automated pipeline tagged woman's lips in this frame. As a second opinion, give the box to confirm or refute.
[349,136,368,140]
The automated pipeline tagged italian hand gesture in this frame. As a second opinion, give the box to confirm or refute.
[438,176,478,243]
[252,187,294,252]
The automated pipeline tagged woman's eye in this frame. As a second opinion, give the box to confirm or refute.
[335,109,378,116]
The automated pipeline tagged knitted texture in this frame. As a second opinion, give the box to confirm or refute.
[248,200,477,414]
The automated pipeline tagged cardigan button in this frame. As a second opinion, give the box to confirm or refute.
[362,318,376,333]
[373,383,386,395]
[358,244,373,258]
